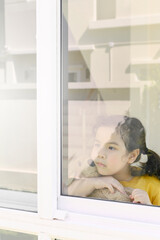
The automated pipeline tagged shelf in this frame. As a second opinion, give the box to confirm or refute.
[6,0,36,3]
[7,49,36,55]
[0,168,36,174]
[68,81,150,89]
[69,45,95,52]
[131,59,160,65]
[89,15,160,29]
[0,83,36,90]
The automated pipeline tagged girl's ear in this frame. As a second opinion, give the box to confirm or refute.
[128,149,140,163]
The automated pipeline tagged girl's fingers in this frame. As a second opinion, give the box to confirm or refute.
[132,189,139,195]
[133,200,140,203]
[132,190,144,199]
[129,195,134,200]
[95,177,126,195]
[113,183,126,195]
[107,184,114,194]
[130,189,151,205]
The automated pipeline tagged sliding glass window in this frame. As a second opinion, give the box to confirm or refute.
[0,0,36,210]
[62,0,160,207]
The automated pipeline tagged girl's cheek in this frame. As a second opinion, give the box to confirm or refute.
[121,154,128,163]
[108,154,120,165]
[109,158,117,165]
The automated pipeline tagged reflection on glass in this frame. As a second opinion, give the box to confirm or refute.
[62,0,160,206]
[0,0,36,193]
[0,229,37,240]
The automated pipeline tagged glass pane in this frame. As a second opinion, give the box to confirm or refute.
[0,229,37,240]
[0,0,36,207]
[62,0,160,206]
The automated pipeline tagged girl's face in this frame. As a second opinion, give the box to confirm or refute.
[91,126,131,179]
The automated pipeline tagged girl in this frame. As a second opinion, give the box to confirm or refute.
[68,115,160,205]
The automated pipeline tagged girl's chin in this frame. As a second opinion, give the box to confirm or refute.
[97,167,109,176]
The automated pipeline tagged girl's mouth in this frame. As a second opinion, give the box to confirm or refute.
[95,162,106,168]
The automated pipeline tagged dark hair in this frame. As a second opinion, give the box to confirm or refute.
[116,116,160,179]
[94,115,160,179]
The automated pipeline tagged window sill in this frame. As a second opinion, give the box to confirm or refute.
[0,208,159,240]
[59,195,160,225]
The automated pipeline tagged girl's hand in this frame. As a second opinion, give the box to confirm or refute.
[93,176,126,195]
[68,176,126,197]
[130,189,152,205]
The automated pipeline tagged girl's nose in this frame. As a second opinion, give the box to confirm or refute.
[98,152,106,159]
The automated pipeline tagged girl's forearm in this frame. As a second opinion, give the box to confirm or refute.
[68,178,95,197]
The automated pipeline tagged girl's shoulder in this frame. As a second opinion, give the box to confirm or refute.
[141,175,160,185]
[121,175,160,189]
[136,175,160,192]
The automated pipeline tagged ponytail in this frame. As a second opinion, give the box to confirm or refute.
[144,149,160,179]
[130,148,160,179]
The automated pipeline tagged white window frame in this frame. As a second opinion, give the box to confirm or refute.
[0,1,159,240]
[56,0,160,234]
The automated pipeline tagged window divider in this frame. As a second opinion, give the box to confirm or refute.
[37,0,59,220]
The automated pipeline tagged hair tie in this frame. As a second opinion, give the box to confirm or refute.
[140,153,148,163]
[130,153,148,168]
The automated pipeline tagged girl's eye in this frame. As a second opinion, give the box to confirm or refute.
[108,146,115,150]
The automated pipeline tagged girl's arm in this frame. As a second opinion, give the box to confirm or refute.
[68,178,95,197]
[68,176,126,197]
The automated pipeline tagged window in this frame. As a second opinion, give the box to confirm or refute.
[0,1,160,240]
[0,0,36,211]
[60,0,160,221]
